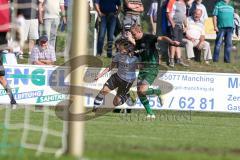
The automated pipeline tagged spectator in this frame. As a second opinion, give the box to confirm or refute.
[30,35,56,65]
[94,0,121,58]
[147,0,158,35]
[16,0,40,55]
[7,29,24,59]
[0,0,17,106]
[88,0,93,10]
[234,9,240,38]
[0,0,10,50]
[123,0,144,27]
[161,0,170,35]
[212,0,234,63]
[184,9,212,64]
[39,0,66,48]
[64,0,69,11]
[166,0,189,67]
[188,0,208,24]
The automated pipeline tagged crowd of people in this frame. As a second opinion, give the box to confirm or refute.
[95,0,239,65]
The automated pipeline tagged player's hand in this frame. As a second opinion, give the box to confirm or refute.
[214,26,219,32]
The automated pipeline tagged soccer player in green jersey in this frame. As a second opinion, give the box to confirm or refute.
[128,24,179,119]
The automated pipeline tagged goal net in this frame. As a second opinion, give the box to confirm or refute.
[0,105,68,158]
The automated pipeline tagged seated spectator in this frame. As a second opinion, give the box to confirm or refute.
[184,9,212,64]
[30,35,56,65]
[188,0,208,24]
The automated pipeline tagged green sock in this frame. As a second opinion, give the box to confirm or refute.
[144,88,161,96]
[139,95,153,115]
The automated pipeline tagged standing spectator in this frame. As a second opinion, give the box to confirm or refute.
[234,9,240,38]
[212,0,234,63]
[64,0,69,11]
[94,0,121,58]
[0,0,17,106]
[39,0,66,48]
[123,0,144,27]
[166,0,188,67]
[16,0,40,55]
[188,0,208,24]
[184,9,212,64]
[0,0,10,50]
[147,0,158,35]
[30,35,56,65]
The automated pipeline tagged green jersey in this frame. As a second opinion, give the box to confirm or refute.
[135,34,159,84]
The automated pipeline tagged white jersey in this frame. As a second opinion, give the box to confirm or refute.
[112,52,139,83]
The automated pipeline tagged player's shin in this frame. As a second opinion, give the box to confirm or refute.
[144,88,161,96]
[139,95,154,115]
[4,84,16,104]
[93,93,104,109]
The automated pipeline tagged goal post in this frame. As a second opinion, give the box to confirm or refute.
[67,0,88,157]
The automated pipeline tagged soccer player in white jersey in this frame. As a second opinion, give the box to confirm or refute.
[92,39,139,111]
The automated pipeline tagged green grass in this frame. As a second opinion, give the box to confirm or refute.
[0,108,240,160]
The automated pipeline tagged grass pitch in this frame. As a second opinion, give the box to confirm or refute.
[1,108,240,160]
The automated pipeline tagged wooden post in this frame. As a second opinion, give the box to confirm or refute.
[68,0,88,157]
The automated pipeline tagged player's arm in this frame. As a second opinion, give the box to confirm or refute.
[95,62,117,80]
[157,36,180,46]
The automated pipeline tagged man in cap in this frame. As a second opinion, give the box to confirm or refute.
[30,35,56,65]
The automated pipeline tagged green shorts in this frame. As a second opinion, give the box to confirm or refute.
[138,69,158,85]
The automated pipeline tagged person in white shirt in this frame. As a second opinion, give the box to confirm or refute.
[188,0,208,24]
[184,9,212,64]
[39,0,66,48]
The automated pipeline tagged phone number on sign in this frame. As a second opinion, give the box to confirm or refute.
[168,97,215,110]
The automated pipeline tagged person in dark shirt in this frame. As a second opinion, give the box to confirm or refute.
[94,0,121,58]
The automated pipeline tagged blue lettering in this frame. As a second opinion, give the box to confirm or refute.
[228,78,238,88]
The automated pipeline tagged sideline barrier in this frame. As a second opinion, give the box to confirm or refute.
[1,65,240,113]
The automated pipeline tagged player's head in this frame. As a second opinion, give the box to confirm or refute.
[130,24,143,40]
[116,39,134,55]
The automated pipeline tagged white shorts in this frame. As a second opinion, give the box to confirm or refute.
[24,19,39,41]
